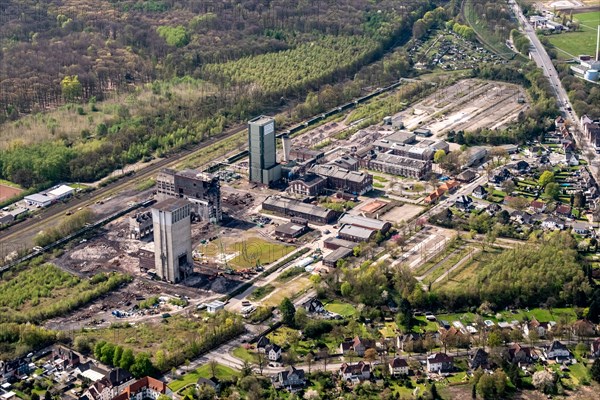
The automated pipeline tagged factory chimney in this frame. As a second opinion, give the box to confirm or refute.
[282,134,291,162]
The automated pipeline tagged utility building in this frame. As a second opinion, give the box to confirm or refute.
[248,116,282,185]
[152,199,192,283]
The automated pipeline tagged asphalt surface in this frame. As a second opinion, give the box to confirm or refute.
[511,1,599,181]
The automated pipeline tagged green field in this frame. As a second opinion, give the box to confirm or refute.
[228,238,295,269]
[547,12,600,58]
[168,363,239,392]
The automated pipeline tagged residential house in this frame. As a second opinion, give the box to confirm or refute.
[396,333,423,352]
[454,195,473,211]
[52,346,80,369]
[111,376,171,400]
[457,169,477,182]
[340,336,375,357]
[541,217,565,231]
[388,357,409,377]
[555,204,571,217]
[472,185,487,199]
[572,320,596,337]
[469,349,489,370]
[565,153,579,166]
[530,200,546,214]
[555,116,565,128]
[82,368,133,400]
[523,318,550,338]
[256,336,271,352]
[274,366,306,390]
[339,362,371,382]
[490,168,511,184]
[514,160,530,174]
[196,377,221,394]
[591,338,600,358]
[302,298,326,314]
[572,222,592,236]
[511,211,532,225]
[486,203,501,216]
[506,343,535,364]
[265,344,282,361]
[426,353,453,373]
[545,340,571,360]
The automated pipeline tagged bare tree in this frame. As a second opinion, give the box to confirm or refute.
[256,350,266,375]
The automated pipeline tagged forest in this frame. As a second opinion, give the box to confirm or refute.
[0,0,442,189]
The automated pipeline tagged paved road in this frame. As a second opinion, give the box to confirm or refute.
[510,1,599,181]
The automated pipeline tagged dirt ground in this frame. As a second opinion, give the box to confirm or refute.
[395,79,528,137]
[0,184,22,202]
[381,203,426,223]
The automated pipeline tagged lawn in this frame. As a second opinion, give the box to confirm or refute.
[566,362,590,386]
[412,316,439,333]
[229,237,295,269]
[434,307,578,326]
[248,284,275,301]
[324,300,357,317]
[546,12,600,58]
[168,363,239,392]
[379,322,399,338]
[232,346,257,363]
[268,326,301,347]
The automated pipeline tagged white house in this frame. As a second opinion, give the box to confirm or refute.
[541,218,565,231]
[426,353,453,373]
[339,362,371,381]
[265,344,282,361]
[388,357,409,377]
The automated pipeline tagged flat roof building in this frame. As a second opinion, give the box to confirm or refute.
[262,196,340,224]
[152,199,192,283]
[275,220,309,239]
[323,237,357,250]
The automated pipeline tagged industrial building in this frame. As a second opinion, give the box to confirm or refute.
[156,168,222,223]
[24,184,74,208]
[323,237,357,250]
[338,225,377,242]
[248,116,282,185]
[274,218,309,239]
[289,148,325,163]
[310,164,373,195]
[287,174,328,197]
[367,153,431,179]
[338,214,391,233]
[151,199,192,283]
[129,211,153,239]
[323,247,353,267]
[372,131,448,161]
[262,196,340,224]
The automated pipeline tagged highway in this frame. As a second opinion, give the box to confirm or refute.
[510,1,599,180]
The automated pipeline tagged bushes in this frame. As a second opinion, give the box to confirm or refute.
[34,208,95,247]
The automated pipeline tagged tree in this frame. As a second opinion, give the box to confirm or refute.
[279,297,296,327]
[340,282,352,297]
[430,382,440,399]
[209,359,218,378]
[501,180,515,195]
[591,358,600,383]
[364,348,378,366]
[130,353,154,378]
[256,350,266,375]
[305,353,314,374]
[113,346,124,368]
[544,182,561,200]
[61,75,82,101]
[434,149,446,164]
[506,196,530,211]
[532,370,557,394]
[538,171,555,188]
[119,348,135,371]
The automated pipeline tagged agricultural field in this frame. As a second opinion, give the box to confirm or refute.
[0,263,130,323]
[547,12,600,58]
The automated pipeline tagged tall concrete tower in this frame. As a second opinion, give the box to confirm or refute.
[248,116,282,185]
[282,134,292,162]
[151,198,192,283]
